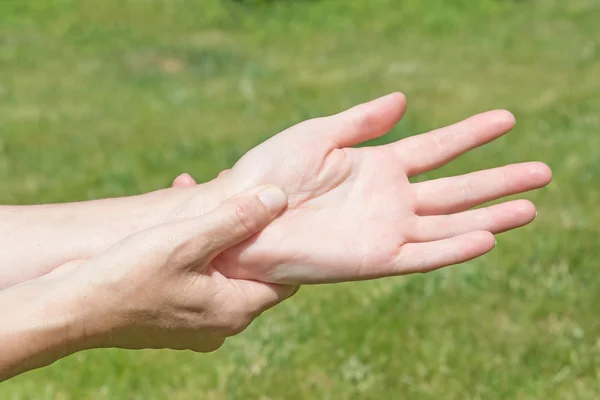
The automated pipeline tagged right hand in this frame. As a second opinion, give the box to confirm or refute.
[63,185,297,352]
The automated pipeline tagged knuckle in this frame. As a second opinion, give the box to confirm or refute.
[484,207,494,226]
[217,308,255,336]
[501,168,510,192]
[396,245,430,275]
[430,130,447,154]
[447,215,456,238]
[356,109,376,133]
[227,314,254,336]
[457,175,473,206]
[233,198,265,235]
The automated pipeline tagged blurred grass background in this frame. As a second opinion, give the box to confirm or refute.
[1,0,600,398]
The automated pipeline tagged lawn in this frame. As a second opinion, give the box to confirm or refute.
[1,0,600,398]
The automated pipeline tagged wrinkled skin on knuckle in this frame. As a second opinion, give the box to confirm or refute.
[210,304,256,337]
[226,312,254,336]
[200,286,258,336]
[233,198,266,236]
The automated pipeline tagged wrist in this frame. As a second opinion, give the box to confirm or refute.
[161,176,230,223]
[67,178,229,260]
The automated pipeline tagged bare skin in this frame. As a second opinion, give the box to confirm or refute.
[0,93,552,381]
[172,93,552,283]
[0,93,551,288]
[0,186,296,381]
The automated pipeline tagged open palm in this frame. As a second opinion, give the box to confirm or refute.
[206,94,552,284]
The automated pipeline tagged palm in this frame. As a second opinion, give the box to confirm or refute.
[212,94,552,284]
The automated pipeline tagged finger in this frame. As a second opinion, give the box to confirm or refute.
[388,110,516,177]
[391,231,496,275]
[171,185,288,268]
[410,200,536,242]
[172,173,197,188]
[325,92,407,148]
[413,162,552,215]
[232,280,299,314]
[217,169,231,178]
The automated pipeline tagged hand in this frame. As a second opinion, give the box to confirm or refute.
[58,185,296,353]
[181,93,552,284]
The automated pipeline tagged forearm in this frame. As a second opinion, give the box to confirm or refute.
[0,183,295,381]
[0,277,93,381]
[0,181,225,290]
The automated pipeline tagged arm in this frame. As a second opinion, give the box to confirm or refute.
[0,277,90,379]
[0,180,224,290]
[2,92,553,288]
[0,185,295,381]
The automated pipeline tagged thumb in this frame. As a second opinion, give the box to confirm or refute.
[326,92,407,148]
[231,279,300,316]
[167,185,288,269]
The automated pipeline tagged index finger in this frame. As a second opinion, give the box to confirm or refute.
[387,110,516,177]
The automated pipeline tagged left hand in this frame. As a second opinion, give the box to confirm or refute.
[173,93,552,284]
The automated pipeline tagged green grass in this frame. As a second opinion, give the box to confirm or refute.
[1,0,600,398]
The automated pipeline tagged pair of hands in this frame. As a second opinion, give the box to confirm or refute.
[6,93,551,374]
[0,186,295,380]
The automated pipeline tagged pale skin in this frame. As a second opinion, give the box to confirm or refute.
[0,186,297,381]
[172,93,552,283]
[0,93,551,288]
[0,93,552,380]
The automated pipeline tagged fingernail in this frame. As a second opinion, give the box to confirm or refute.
[258,186,287,214]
